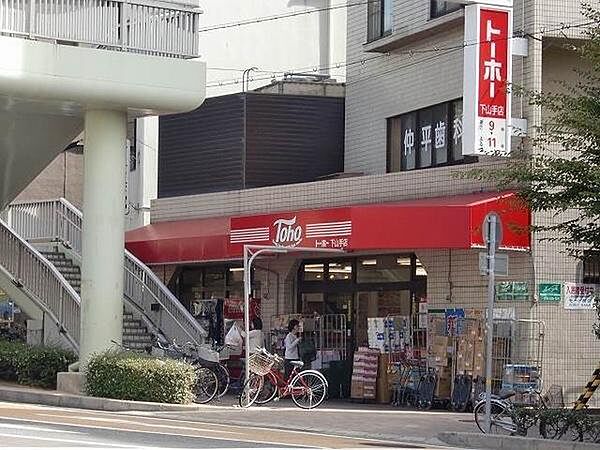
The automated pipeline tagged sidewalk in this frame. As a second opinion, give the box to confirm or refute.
[137,395,476,447]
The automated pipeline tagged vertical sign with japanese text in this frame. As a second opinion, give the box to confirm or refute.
[463,4,512,156]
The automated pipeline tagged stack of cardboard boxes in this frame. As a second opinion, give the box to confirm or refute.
[351,347,379,399]
[427,330,453,399]
[456,319,486,378]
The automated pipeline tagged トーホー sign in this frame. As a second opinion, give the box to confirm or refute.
[229,209,353,251]
[463,3,512,156]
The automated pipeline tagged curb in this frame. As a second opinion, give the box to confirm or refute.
[0,385,203,412]
[438,431,600,450]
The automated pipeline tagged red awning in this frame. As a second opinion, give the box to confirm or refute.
[126,191,530,265]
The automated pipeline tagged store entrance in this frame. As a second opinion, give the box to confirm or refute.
[326,292,355,357]
[355,290,411,348]
[297,254,427,355]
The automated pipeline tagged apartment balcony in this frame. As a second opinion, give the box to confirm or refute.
[0,0,200,58]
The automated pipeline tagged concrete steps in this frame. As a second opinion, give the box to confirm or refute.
[40,249,154,352]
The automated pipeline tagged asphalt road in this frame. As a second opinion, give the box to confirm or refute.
[0,402,457,449]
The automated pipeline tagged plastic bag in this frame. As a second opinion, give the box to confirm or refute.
[225,323,243,349]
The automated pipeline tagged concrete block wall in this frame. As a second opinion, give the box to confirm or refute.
[151,160,505,222]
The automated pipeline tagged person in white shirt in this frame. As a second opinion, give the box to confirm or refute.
[239,317,264,354]
[284,319,302,379]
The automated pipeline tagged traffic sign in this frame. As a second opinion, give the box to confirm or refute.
[479,252,508,276]
[482,212,503,250]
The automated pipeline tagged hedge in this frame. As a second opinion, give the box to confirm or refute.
[85,351,196,404]
[0,339,76,388]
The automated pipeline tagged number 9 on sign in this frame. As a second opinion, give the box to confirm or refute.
[478,118,507,155]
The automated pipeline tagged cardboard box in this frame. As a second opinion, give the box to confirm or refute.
[430,344,447,358]
[428,355,448,367]
[351,384,363,399]
[376,354,390,404]
[436,368,452,398]
[433,335,449,347]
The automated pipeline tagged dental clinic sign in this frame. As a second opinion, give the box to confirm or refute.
[564,283,599,310]
[463,2,512,156]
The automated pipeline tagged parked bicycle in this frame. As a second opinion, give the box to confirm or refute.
[239,347,328,409]
[473,386,581,440]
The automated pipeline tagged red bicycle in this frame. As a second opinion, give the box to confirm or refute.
[239,347,328,409]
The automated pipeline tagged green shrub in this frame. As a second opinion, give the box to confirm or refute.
[0,339,76,388]
[85,351,196,404]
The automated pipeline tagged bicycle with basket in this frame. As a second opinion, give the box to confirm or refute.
[239,347,328,409]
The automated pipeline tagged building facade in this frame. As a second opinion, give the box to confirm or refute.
[126,0,600,405]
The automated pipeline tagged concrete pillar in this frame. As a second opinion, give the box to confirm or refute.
[80,109,127,367]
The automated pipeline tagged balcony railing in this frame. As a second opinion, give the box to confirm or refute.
[0,0,200,58]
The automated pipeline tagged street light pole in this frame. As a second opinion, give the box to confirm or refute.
[242,245,288,382]
[485,213,497,433]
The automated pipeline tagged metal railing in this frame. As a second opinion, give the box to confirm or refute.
[6,198,206,346]
[0,219,80,350]
[0,0,200,58]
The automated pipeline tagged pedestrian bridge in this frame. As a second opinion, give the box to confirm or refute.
[0,0,206,365]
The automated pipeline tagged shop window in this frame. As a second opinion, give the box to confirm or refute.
[303,263,325,281]
[302,293,325,315]
[367,0,393,42]
[328,262,353,281]
[387,98,474,173]
[226,267,244,299]
[204,267,226,298]
[357,255,411,283]
[583,252,600,284]
[416,259,428,277]
[430,0,461,19]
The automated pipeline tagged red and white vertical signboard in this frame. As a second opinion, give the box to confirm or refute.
[463,4,512,156]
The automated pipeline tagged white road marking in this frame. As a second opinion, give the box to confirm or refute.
[0,431,142,447]
[0,416,314,448]
[35,413,240,435]
[0,422,82,434]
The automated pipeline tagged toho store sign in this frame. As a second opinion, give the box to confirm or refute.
[463,3,512,156]
[229,209,352,251]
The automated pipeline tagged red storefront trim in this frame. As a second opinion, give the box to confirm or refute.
[125,191,530,265]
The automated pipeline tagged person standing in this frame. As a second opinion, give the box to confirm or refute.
[248,317,264,354]
[284,319,302,379]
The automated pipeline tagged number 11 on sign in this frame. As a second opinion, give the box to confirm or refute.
[479,118,506,154]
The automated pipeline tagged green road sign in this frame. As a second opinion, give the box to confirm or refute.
[496,281,530,301]
[538,283,562,303]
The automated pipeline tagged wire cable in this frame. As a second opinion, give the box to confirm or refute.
[205,19,597,90]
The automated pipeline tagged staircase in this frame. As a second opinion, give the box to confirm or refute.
[41,249,154,351]
[1,198,206,353]
[40,251,81,294]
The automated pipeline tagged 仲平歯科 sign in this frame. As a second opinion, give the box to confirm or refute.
[463,4,512,156]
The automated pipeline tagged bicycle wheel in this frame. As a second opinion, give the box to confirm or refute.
[239,373,264,408]
[255,371,278,405]
[290,371,327,409]
[214,363,230,398]
[193,366,219,404]
[473,400,518,435]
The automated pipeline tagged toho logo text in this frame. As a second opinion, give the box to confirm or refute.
[273,216,303,247]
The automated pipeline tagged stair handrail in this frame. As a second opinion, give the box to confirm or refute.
[7,198,206,344]
[0,219,80,351]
